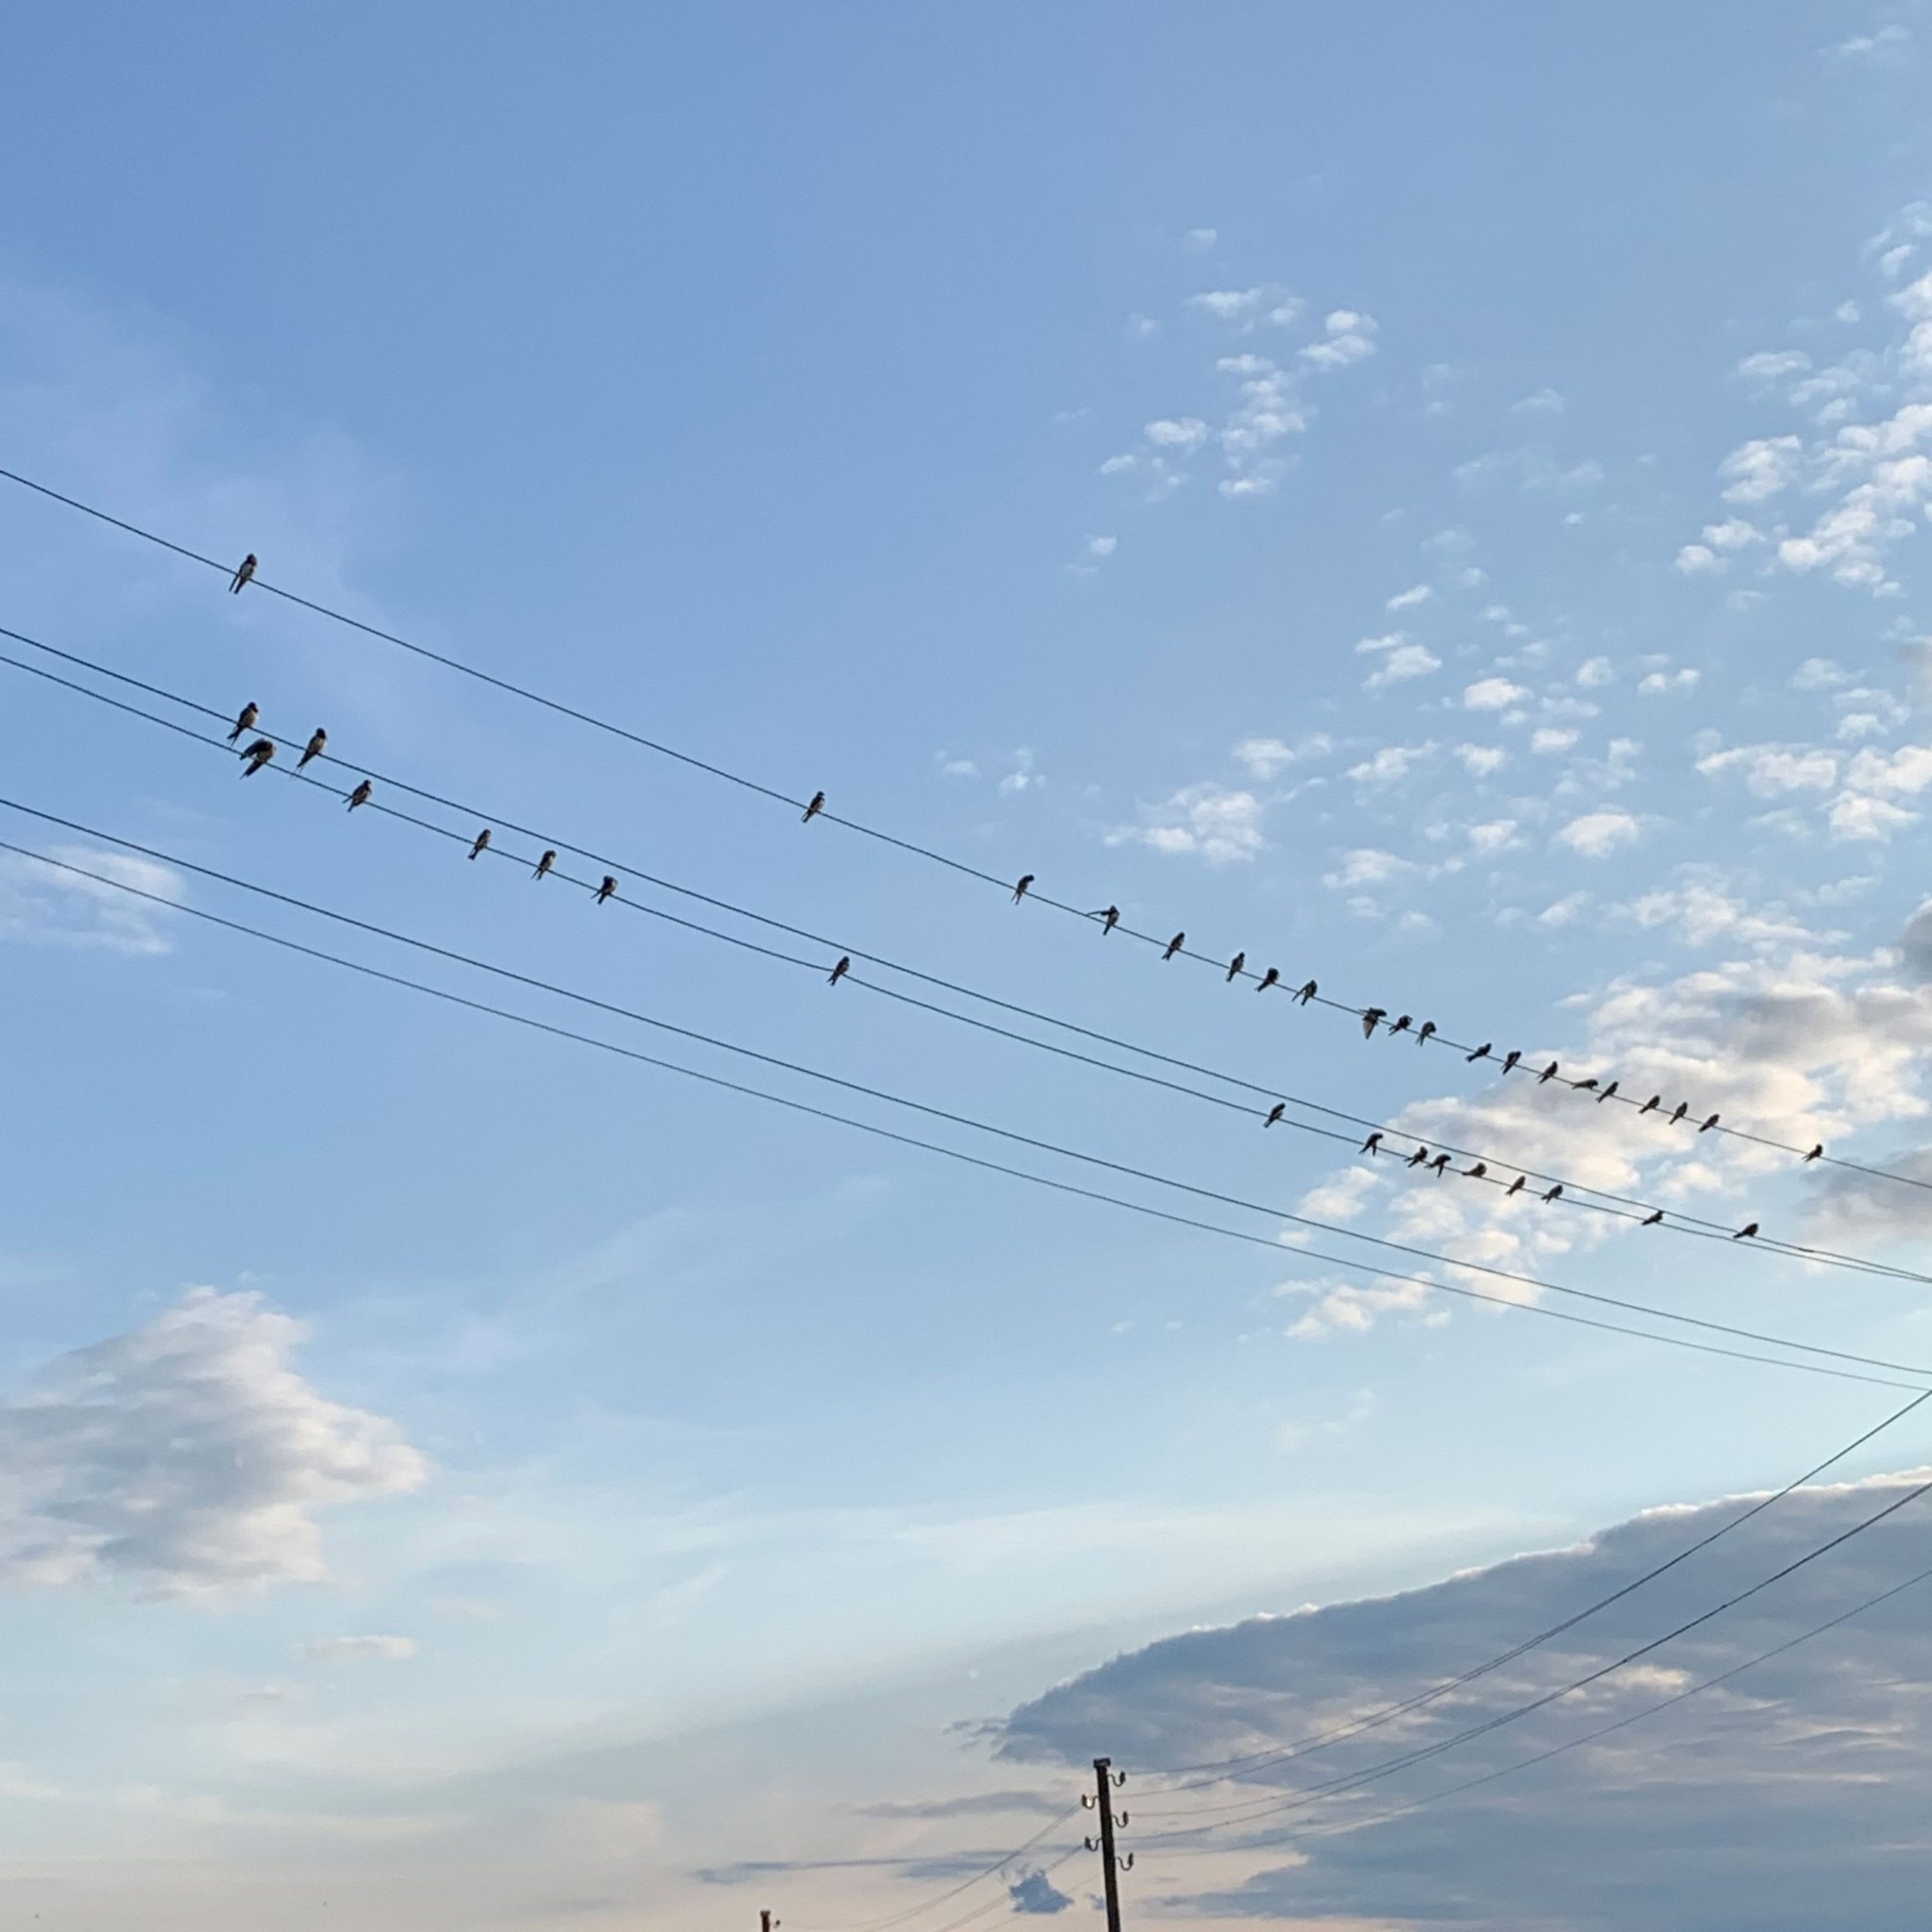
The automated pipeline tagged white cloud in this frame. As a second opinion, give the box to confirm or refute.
[1555,809,1641,857]
[1576,657,1614,688]
[1189,288,1264,321]
[1355,632,1441,691]
[1829,23,1913,62]
[1084,534,1116,558]
[1232,733,1331,780]
[1108,785,1267,864]
[1465,819,1520,854]
[1346,743,1435,786]
[1638,668,1700,696]
[1143,417,1208,451]
[1183,227,1218,252]
[298,1633,417,1663]
[1463,677,1529,711]
[1696,743,1840,798]
[1321,848,1419,891]
[1703,517,1764,552]
[1511,386,1565,414]
[1718,435,1803,503]
[0,846,186,957]
[1675,542,1723,576]
[1300,309,1379,369]
[1385,583,1432,611]
[0,1291,424,1598]
[1454,743,1507,777]
[1734,349,1812,383]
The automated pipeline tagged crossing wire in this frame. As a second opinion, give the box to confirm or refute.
[3,463,1924,1197]
[1,623,1923,1291]
[2,822,1924,1392]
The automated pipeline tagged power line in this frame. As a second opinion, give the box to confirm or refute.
[3,463,1918,1195]
[1127,1381,1931,1798]
[0,624,1922,1293]
[2,824,1921,1391]
[1126,1469,1932,1845]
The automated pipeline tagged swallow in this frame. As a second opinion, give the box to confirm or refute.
[238,737,275,776]
[1805,1143,1824,1161]
[1407,1145,1430,1168]
[534,850,556,880]
[1543,1183,1563,1203]
[1099,906,1120,935]
[297,728,327,770]
[1389,1014,1413,1037]
[1362,1007,1386,1038]
[802,791,826,823]
[596,875,617,904]
[1417,1020,1436,1047]
[1699,1112,1721,1134]
[229,552,257,594]
[1226,952,1245,983]
[1597,1081,1620,1103]
[346,779,372,809]
[1503,1051,1521,1075]
[1294,980,1318,1004]
[468,829,491,860]
[1460,1044,1490,1069]
[1537,1060,1559,1084]
[1265,1103,1285,1128]
[1641,1095,1661,1115]
[1507,1175,1527,1197]
[1257,968,1279,993]
[1643,1208,1664,1226]
[1429,1153,1451,1176]
[227,701,258,743]
[1574,1078,1598,1093]
[1361,1131,1382,1155]
[1013,874,1035,904]
[1734,1222,1760,1241]
[1669,1103,1689,1126]
[1164,931,1185,960]
[828,955,851,986]
[1464,1161,1487,1180]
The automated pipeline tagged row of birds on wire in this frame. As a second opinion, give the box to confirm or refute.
[222,697,1775,1241]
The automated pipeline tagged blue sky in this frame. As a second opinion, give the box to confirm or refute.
[5,4,1932,1925]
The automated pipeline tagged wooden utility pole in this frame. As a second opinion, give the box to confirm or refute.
[1084,1756,1131,1932]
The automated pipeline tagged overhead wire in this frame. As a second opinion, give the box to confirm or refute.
[0,623,1922,1291]
[2,824,1923,1392]
[4,463,1925,1197]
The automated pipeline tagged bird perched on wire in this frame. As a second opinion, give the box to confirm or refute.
[1463,1161,1487,1180]
[1507,1175,1527,1197]
[1537,1060,1560,1084]
[828,955,851,986]
[346,779,372,810]
[1012,874,1035,904]
[468,829,491,860]
[1406,1144,1430,1168]
[596,875,617,905]
[1543,1183,1563,1203]
[1574,1078,1598,1093]
[297,728,328,771]
[1097,906,1120,935]
[1265,1103,1284,1128]
[1429,1153,1451,1176]
[1640,1094,1662,1115]
[1642,1208,1664,1226]
[1734,1222,1760,1240]
[534,850,555,880]
[1389,1014,1413,1038]
[1805,1143,1824,1161]
[1699,1112,1721,1133]
[229,553,257,594]
[1256,967,1279,993]
[1361,1007,1386,1038]
[1597,1081,1620,1103]
[1467,1041,1492,1063]
[227,701,258,743]
[1295,980,1318,1004]
[1502,1051,1522,1075]
[1669,1102,1689,1125]
[1164,931,1185,961]
[238,737,275,776]
[1417,1020,1436,1047]
[802,791,826,823]
[1361,1131,1382,1154]
[1226,952,1245,983]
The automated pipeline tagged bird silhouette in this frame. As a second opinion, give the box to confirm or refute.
[1417,1020,1436,1046]
[1265,1103,1284,1128]
[1100,906,1121,935]
[1669,1103,1689,1125]
[1164,932,1186,960]
[227,701,258,743]
[1012,874,1035,904]
[1537,1060,1559,1084]
[1543,1183,1563,1203]
[1295,980,1318,1004]
[1407,1145,1430,1168]
[1574,1078,1598,1093]
[1734,1222,1760,1240]
[468,829,491,860]
[1507,1175,1527,1197]
[1502,1050,1522,1074]
[1641,1094,1661,1115]
[802,791,826,823]
[1464,1161,1487,1180]
[534,850,555,880]
[828,955,851,986]
[1361,1131,1382,1154]
[1361,1007,1386,1038]
[1643,1209,1664,1226]
[297,728,327,770]
[238,737,275,776]
[1597,1081,1620,1103]
[596,875,617,904]
[346,779,372,810]
[1467,1041,1492,1063]
[1699,1112,1721,1133]
[1256,967,1279,993]
[1805,1143,1824,1161]
[1429,1153,1451,1175]
[1389,1014,1413,1037]
[229,553,257,594]
[1226,952,1245,983]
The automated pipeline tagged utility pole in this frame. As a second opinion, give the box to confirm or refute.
[761,1912,779,1932]
[1083,1756,1131,1932]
